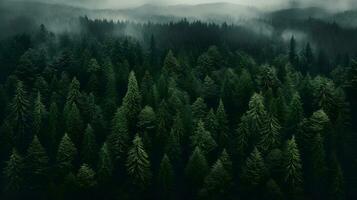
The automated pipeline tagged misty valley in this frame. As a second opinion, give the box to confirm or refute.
[0,0,357,200]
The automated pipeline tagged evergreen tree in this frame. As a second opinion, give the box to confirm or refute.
[219,149,233,173]
[76,164,96,189]
[25,135,49,189]
[286,92,304,135]
[185,147,209,195]
[137,106,156,132]
[289,36,298,66]
[283,136,303,197]
[246,93,267,138]
[57,133,77,176]
[33,91,46,135]
[200,160,231,199]
[216,99,229,147]
[81,124,97,167]
[258,114,281,153]
[126,134,151,188]
[10,81,30,150]
[122,71,142,131]
[157,154,174,199]
[107,106,129,162]
[263,179,284,200]
[190,120,217,154]
[3,149,24,194]
[97,143,113,183]
[191,97,208,122]
[65,102,83,146]
[242,147,267,188]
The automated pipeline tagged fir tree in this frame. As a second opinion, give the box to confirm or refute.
[200,160,231,199]
[107,106,129,162]
[216,99,229,147]
[283,136,303,197]
[3,149,24,193]
[97,143,113,183]
[57,133,77,176]
[33,91,46,135]
[258,114,281,153]
[10,81,30,150]
[191,97,208,122]
[126,134,151,188]
[122,71,142,131]
[25,135,49,189]
[185,147,209,195]
[77,164,97,189]
[242,147,267,187]
[190,120,217,154]
[157,154,174,199]
[65,102,83,146]
[81,124,97,167]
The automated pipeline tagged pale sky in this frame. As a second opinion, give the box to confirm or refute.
[6,0,357,10]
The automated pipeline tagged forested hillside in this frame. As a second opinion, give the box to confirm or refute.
[0,14,357,200]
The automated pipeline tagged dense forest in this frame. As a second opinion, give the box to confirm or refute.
[1,8,357,200]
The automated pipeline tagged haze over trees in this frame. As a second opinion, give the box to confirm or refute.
[0,1,357,200]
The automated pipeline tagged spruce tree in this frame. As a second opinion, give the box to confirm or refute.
[137,106,156,132]
[126,134,151,188]
[57,133,77,176]
[81,124,97,167]
[122,71,142,131]
[3,149,24,193]
[107,106,129,162]
[65,102,83,146]
[286,92,304,135]
[216,99,229,147]
[200,160,231,199]
[219,149,233,173]
[258,114,281,153]
[246,93,267,138]
[25,135,49,189]
[283,136,303,197]
[242,147,267,187]
[205,109,218,139]
[191,97,208,122]
[10,81,30,150]
[185,147,209,195]
[157,154,174,199]
[33,91,46,135]
[190,120,217,154]
[97,143,113,183]
[77,164,97,189]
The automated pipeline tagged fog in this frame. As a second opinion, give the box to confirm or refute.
[4,0,357,10]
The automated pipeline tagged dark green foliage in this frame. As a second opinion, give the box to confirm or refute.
[190,120,217,154]
[0,16,355,200]
[185,147,209,195]
[3,149,24,194]
[57,133,77,176]
[126,134,151,188]
[157,154,174,199]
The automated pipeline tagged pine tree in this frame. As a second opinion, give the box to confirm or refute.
[236,114,250,157]
[10,81,30,150]
[203,75,218,106]
[283,136,303,197]
[219,149,233,173]
[48,102,58,154]
[25,135,49,189]
[258,114,281,153]
[200,160,231,199]
[163,50,182,79]
[122,71,142,131]
[57,133,77,176]
[65,102,83,146]
[97,143,113,183]
[3,149,24,193]
[81,124,97,167]
[263,179,284,200]
[140,71,154,106]
[137,106,156,132]
[107,106,129,162]
[216,99,229,147]
[77,164,96,189]
[157,154,174,199]
[205,109,218,139]
[286,92,304,135]
[33,91,46,135]
[246,93,267,137]
[165,129,183,170]
[190,120,217,154]
[289,36,298,66]
[66,77,81,105]
[191,97,208,122]
[126,134,151,188]
[185,147,209,194]
[242,147,267,187]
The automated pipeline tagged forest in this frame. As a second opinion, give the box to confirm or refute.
[1,1,357,200]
